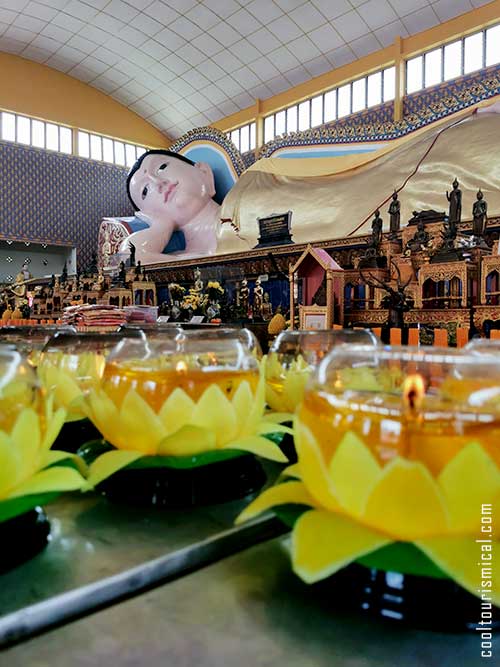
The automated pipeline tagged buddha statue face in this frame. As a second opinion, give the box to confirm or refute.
[127,151,216,229]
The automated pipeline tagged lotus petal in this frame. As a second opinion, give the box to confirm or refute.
[10,466,85,498]
[243,374,267,435]
[231,381,254,437]
[257,422,293,436]
[294,419,341,512]
[263,412,294,424]
[88,390,120,440]
[119,389,166,454]
[417,535,500,607]
[438,442,500,535]
[0,433,21,496]
[236,481,316,524]
[41,407,66,451]
[158,388,195,436]
[43,450,88,476]
[44,365,82,408]
[292,509,390,584]
[86,450,144,489]
[190,385,237,446]
[222,435,288,462]
[158,425,216,456]
[364,458,448,540]
[328,431,381,517]
[282,463,302,479]
[11,408,40,478]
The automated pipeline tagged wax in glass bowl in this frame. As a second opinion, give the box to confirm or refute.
[86,329,268,456]
[102,330,258,408]
[301,345,500,474]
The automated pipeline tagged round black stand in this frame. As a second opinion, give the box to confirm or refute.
[0,508,51,574]
[52,419,102,453]
[97,454,267,508]
[318,562,500,632]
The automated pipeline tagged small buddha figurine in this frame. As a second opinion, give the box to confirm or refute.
[10,272,27,300]
[129,241,136,267]
[406,219,430,253]
[472,189,488,238]
[92,269,105,292]
[102,227,112,268]
[253,278,264,319]
[61,261,68,284]
[239,278,250,315]
[118,261,127,286]
[388,190,400,234]
[193,267,204,293]
[446,178,462,227]
[262,292,273,321]
[371,210,383,247]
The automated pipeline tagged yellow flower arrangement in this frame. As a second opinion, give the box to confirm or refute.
[181,289,208,311]
[168,283,185,294]
[85,359,289,488]
[206,281,224,294]
[239,421,500,604]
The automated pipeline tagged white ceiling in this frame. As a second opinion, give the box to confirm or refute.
[0,0,492,140]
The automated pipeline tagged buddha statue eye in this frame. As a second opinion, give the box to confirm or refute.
[158,163,168,172]
[141,185,148,200]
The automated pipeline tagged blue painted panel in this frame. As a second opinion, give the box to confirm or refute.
[278,147,379,159]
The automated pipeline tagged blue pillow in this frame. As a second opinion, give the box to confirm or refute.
[124,217,186,254]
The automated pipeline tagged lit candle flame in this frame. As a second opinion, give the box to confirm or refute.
[403,373,425,416]
[176,360,188,374]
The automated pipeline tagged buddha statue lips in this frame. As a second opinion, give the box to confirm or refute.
[162,182,178,204]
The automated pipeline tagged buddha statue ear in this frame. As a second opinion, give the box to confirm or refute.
[195,162,216,198]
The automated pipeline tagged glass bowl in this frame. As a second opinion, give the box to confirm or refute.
[83,329,279,506]
[0,325,76,367]
[292,345,500,628]
[265,328,378,413]
[38,330,143,422]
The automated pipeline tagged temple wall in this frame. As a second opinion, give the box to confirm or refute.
[0,141,132,270]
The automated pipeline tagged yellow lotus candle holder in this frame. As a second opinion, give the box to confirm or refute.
[82,330,288,507]
[240,345,500,630]
[0,345,86,572]
[37,331,144,454]
[265,329,378,413]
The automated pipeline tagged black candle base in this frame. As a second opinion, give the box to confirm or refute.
[318,562,500,632]
[96,454,267,508]
[52,419,102,453]
[0,508,50,574]
[279,432,297,464]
